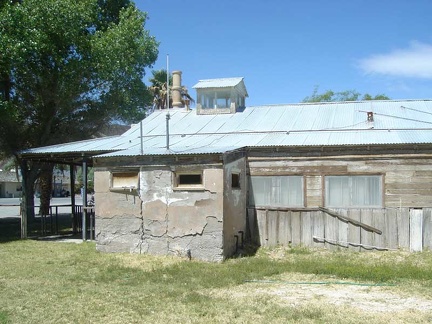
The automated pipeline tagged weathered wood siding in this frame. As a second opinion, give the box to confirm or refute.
[247,208,432,251]
[249,156,432,208]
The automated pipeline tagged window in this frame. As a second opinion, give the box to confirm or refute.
[325,175,382,207]
[231,173,240,189]
[174,172,203,189]
[110,172,139,191]
[199,90,231,109]
[249,176,303,207]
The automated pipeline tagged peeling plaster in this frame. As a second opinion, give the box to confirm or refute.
[96,167,226,261]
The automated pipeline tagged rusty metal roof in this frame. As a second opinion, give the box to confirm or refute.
[20,99,432,159]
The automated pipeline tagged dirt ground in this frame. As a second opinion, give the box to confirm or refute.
[207,272,432,322]
[255,281,432,313]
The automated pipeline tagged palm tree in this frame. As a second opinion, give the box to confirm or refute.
[148,69,194,109]
[149,69,171,110]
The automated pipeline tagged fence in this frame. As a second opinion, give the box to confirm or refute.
[0,203,95,239]
[247,207,432,252]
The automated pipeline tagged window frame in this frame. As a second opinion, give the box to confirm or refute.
[231,172,241,189]
[173,171,204,191]
[109,172,139,192]
[324,174,383,208]
[248,175,304,208]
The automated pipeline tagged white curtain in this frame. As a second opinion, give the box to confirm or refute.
[249,176,303,207]
[325,176,381,207]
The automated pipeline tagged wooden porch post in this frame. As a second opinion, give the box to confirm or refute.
[82,158,88,241]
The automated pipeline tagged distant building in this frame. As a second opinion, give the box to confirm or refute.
[0,171,21,198]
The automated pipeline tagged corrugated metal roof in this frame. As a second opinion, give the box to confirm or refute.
[192,77,244,89]
[21,99,432,158]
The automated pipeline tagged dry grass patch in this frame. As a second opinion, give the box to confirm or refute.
[1,241,432,323]
[205,272,432,323]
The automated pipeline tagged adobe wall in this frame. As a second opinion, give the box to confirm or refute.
[94,170,143,253]
[94,165,225,262]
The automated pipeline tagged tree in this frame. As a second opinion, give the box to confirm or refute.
[149,69,172,110]
[0,0,159,223]
[303,86,390,103]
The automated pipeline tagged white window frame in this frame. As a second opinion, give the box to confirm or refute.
[325,175,383,208]
[173,171,204,191]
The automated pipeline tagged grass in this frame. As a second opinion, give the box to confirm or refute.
[1,241,432,323]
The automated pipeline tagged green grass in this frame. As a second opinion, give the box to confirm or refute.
[0,240,432,323]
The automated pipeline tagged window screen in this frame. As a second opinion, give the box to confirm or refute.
[178,174,202,186]
[249,176,303,207]
[325,175,382,207]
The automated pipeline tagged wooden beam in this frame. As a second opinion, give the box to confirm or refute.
[319,207,382,235]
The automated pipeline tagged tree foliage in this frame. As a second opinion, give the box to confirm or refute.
[303,86,390,103]
[0,0,158,154]
[0,0,158,221]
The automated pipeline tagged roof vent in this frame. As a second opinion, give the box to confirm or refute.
[367,111,374,122]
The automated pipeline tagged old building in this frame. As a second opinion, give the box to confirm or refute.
[0,170,21,198]
[20,73,432,260]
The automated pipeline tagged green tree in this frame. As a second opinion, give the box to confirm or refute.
[0,0,158,223]
[303,86,390,103]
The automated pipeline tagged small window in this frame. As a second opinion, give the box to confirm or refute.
[249,176,303,207]
[231,173,240,189]
[175,172,203,189]
[110,172,139,191]
[325,175,382,207]
[179,174,202,185]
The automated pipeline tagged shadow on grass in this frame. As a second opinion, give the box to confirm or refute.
[232,243,260,258]
[0,214,75,243]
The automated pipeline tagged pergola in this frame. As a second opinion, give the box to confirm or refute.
[17,149,114,240]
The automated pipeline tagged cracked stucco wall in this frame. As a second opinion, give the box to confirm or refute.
[94,166,225,262]
[94,171,142,253]
[223,157,247,256]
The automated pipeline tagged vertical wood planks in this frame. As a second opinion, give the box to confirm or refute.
[410,209,423,252]
[278,211,292,246]
[301,212,313,247]
[312,211,325,248]
[267,210,279,246]
[290,212,301,246]
[397,208,410,249]
[360,209,374,251]
[347,209,361,251]
[249,207,429,252]
[324,212,338,250]
[372,209,386,249]
[386,208,399,250]
[423,208,432,250]
[256,209,268,246]
[336,209,348,249]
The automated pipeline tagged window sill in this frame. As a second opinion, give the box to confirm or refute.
[109,187,138,194]
[173,186,205,191]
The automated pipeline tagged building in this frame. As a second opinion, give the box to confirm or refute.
[20,73,432,260]
[0,170,21,198]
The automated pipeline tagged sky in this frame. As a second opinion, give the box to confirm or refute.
[135,0,432,106]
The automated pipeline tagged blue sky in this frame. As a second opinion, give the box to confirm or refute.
[135,0,432,106]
